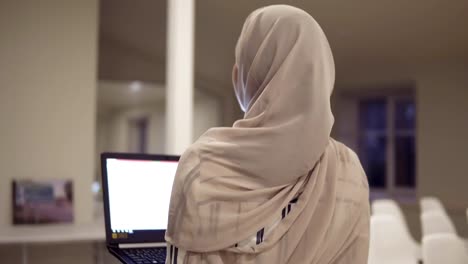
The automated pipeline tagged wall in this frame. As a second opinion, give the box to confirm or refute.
[334,63,468,239]
[416,65,468,236]
[0,0,98,263]
[193,91,224,141]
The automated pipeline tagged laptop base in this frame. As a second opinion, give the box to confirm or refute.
[108,246,166,264]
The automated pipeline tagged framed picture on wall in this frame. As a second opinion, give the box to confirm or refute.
[12,179,74,225]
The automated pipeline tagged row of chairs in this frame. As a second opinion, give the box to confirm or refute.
[368,197,468,264]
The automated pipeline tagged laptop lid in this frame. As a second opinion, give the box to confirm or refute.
[101,152,179,246]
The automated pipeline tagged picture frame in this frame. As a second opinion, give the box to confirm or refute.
[12,179,74,225]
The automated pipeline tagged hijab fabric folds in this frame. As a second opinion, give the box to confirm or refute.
[166,5,370,263]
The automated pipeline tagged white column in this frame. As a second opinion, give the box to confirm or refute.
[165,0,195,155]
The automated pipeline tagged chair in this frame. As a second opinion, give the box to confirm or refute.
[372,199,409,227]
[420,210,457,237]
[368,215,420,264]
[422,233,468,264]
[420,196,445,213]
[371,199,421,258]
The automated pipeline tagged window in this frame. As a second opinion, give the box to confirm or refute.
[358,96,416,195]
[359,99,387,188]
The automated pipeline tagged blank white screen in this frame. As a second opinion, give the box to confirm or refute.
[106,158,178,232]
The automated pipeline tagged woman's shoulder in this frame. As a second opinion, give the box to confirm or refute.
[328,138,361,165]
[329,138,369,189]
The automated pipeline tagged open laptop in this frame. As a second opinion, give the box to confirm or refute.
[101,152,179,264]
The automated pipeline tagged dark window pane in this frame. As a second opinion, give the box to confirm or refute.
[395,100,415,130]
[359,99,387,130]
[395,136,416,187]
[359,134,387,188]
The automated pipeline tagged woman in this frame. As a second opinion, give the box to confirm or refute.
[166,5,370,264]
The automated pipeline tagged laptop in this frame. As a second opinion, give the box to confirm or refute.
[101,152,180,264]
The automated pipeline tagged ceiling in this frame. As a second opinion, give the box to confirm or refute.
[98,0,468,93]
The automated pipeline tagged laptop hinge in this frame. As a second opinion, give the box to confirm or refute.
[118,242,166,249]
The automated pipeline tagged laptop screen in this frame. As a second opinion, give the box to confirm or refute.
[101,153,179,244]
[107,158,178,233]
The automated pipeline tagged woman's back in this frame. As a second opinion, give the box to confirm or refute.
[167,141,369,264]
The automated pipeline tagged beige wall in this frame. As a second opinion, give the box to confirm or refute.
[0,0,98,262]
[334,63,468,238]
[416,65,468,236]
[193,90,224,141]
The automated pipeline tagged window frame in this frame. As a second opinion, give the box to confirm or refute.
[337,87,416,200]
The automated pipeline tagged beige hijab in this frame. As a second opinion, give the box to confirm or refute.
[166,5,366,259]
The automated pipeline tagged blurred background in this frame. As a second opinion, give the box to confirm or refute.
[0,0,467,263]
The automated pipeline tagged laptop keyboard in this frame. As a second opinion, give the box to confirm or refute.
[122,248,166,264]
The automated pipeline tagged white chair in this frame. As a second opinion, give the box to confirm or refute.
[420,196,445,213]
[420,210,457,237]
[372,199,409,227]
[371,199,421,258]
[422,233,468,264]
[368,215,420,264]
